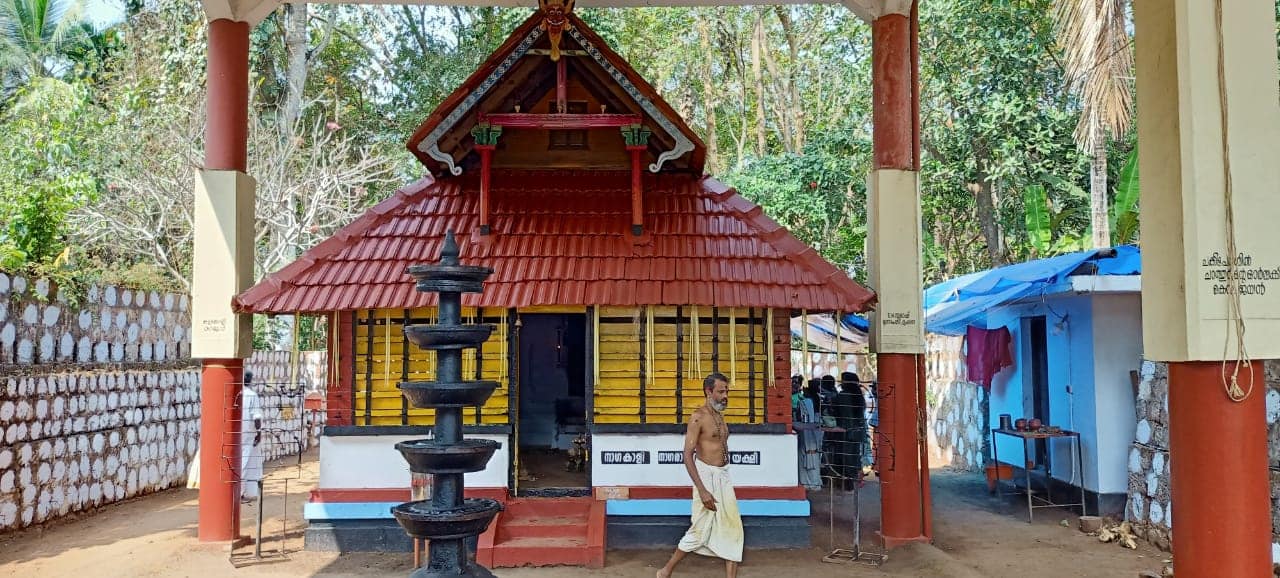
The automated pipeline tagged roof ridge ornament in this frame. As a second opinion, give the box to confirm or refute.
[538,0,576,62]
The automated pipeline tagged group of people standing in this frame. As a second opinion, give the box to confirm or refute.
[792,372,875,491]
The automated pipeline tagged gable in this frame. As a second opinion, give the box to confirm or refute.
[405,11,706,177]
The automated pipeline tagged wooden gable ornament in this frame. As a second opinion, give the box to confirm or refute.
[404,9,706,179]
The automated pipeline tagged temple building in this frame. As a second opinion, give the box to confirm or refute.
[234,5,874,564]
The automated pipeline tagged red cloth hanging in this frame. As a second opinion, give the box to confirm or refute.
[965,325,1013,389]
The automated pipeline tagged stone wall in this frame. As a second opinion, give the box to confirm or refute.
[0,274,199,533]
[924,334,987,471]
[1127,360,1280,560]
[243,350,327,461]
[0,275,190,364]
[0,274,325,534]
[790,350,875,382]
[0,367,201,531]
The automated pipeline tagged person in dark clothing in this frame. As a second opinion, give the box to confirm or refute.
[790,375,805,421]
[804,378,822,417]
[835,372,868,490]
[819,375,838,409]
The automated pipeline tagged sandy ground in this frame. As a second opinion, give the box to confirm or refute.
[0,452,1166,578]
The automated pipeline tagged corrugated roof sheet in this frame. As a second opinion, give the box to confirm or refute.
[234,170,876,314]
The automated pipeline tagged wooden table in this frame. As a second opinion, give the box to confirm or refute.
[990,428,1087,522]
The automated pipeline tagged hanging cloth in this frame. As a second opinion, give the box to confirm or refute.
[965,325,1013,390]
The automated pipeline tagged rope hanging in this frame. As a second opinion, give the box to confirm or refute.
[1212,0,1253,402]
[692,305,702,379]
[834,310,841,370]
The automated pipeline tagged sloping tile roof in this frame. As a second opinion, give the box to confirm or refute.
[234,171,875,314]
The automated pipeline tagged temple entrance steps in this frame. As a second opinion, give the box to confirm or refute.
[478,496,605,568]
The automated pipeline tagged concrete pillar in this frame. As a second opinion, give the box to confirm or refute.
[1134,1,1279,575]
[195,18,254,542]
[866,1,930,547]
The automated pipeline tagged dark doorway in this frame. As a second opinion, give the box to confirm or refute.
[516,313,588,491]
[1025,316,1050,467]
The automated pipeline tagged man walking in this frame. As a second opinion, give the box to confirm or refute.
[657,373,743,578]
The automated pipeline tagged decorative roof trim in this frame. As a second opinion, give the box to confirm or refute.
[566,26,693,173]
[414,26,546,175]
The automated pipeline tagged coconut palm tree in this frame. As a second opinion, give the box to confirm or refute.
[1052,0,1133,249]
[0,0,90,92]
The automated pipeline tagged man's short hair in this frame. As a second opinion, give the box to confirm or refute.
[703,372,729,393]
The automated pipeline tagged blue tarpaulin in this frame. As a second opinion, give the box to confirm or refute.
[922,245,1140,336]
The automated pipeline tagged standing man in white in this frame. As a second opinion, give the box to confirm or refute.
[657,373,743,578]
[239,371,265,504]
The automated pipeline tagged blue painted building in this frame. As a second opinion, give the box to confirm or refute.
[924,246,1142,515]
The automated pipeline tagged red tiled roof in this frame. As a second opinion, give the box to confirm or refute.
[233,171,876,314]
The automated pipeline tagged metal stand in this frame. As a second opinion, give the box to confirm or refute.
[823,469,887,565]
[991,428,1088,522]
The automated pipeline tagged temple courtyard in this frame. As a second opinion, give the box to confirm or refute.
[0,452,1165,577]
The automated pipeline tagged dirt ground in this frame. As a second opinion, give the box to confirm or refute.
[0,452,1165,578]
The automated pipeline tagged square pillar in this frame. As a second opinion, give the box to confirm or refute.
[192,170,256,359]
[1134,1,1279,575]
[866,169,924,355]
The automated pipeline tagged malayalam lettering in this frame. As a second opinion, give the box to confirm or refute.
[1201,252,1275,297]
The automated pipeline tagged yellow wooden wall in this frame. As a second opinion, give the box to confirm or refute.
[353,307,510,426]
[595,306,772,425]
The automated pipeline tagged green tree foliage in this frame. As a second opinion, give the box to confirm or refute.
[0,78,100,269]
[2,0,1218,299]
[0,0,92,94]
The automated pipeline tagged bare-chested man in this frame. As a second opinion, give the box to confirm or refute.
[657,373,743,578]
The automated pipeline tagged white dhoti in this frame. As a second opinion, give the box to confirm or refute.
[239,386,265,501]
[677,459,744,563]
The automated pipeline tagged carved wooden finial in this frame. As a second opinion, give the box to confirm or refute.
[537,0,576,61]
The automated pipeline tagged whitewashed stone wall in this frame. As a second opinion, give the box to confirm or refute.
[924,334,986,471]
[1127,360,1280,560]
[790,350,875,382]
[0,274,191,365]
[244,350,327,393]
[242,350,328,461]
[0,368,201,531]
[0,275,333,534]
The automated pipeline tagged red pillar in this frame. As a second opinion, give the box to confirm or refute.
[198,18,251,543]
[871,6,931,547]
[199,359,243,541]
[477,145,495,235]
[628,146,645,236]
[1167,362,1271,577]
[872,13,913,169]
[206,19,250,172]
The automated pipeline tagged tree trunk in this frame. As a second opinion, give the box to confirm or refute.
[972,160,1005,266]
[773,6,804,152]
[280,3,310,135]
[751,14,768,156]
[697,18,719,174]
[1089,114,1111,248]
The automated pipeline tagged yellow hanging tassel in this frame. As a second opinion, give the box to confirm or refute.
[729,308,737,386]
[696,303,706,378]
[644,306,653,387]
[801,309,809,380]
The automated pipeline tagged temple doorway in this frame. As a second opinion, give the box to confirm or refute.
[515,313,590,493]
